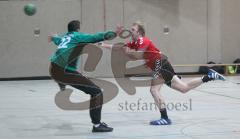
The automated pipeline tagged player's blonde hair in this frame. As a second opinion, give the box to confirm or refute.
[133,21,145,36]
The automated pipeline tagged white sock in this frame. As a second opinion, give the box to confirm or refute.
[94,124,100,127]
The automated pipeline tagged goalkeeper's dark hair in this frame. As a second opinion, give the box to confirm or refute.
[68,20,80,32]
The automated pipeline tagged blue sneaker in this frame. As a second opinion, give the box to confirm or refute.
[150,118,172,125]
[208,69,226,81]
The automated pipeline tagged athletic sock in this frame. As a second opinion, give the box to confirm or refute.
[160,108,169,119]
[94,124,100,127]
[202,75,213,83]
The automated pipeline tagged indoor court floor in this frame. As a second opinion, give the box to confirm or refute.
[0,76,240,139]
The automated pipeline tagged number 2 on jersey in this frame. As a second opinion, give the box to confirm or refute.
[58,36,71,49]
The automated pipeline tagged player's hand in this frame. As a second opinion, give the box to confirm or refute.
[48,33,58,43]
[115,24,124,35]
[47,35,53,43]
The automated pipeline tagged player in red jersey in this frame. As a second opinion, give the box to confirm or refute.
[102,21,226,125]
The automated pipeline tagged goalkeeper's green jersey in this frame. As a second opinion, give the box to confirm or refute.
[50,31,112,71]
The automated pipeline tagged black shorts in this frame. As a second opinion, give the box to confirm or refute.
[152,58,176,86]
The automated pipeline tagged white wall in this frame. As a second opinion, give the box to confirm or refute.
[0,0,82,78]
[221,0,240,63]
[0,0,239,78]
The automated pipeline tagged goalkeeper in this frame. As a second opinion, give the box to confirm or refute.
[48,20,117,132]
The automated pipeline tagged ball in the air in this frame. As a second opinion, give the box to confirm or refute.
[24,4,37,16]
